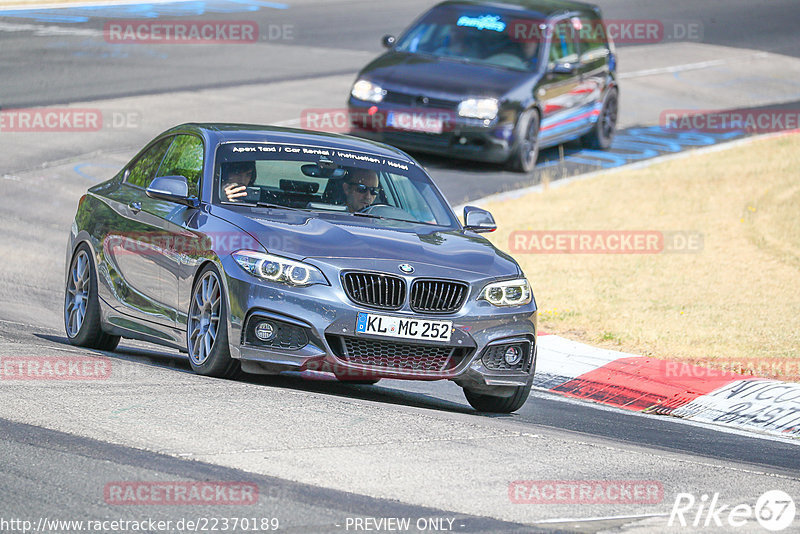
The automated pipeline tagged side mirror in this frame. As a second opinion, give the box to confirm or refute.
[382,34,396,49]
[463,206,497,233]
[146,175,199,208]
[550,61,578,75]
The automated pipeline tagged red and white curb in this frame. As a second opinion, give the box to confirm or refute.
[534,333,800,439]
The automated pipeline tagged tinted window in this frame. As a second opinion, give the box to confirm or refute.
[214,143,459,228]
[125,137,172,189]
[395,4,544,72]
[156,134,204,197]
[548,20,579,64]
[579,15,609,60]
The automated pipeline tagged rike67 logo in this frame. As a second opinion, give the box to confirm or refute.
[669,490,796,531]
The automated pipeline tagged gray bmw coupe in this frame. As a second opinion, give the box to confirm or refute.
[65,124,537,412]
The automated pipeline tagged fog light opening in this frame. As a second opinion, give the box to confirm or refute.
[255,321,276,341]
[504,345,522,366]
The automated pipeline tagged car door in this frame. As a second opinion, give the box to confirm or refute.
[150,134,205,325]
[102,136,176,327]
[536,17,584,146]
[576,12,613,132]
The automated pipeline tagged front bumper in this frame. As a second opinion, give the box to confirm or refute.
[221,255,537,394]
[348,98,518,164]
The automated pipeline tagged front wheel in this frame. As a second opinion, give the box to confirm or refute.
[581,87,618,149]
[506,109,541,173]
[64,244,120,351]
[187,265,240,378]
[463,384,532,413]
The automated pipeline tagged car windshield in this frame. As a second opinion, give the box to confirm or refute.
[395,4,545,72]
[214,142,459,228]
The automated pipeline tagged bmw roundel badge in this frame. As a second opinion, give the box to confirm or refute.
[398,263,415,274]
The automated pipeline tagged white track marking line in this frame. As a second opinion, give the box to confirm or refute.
[271,117,302,127]
[531,513,668,524]
[0,21,102,36]
[620,52,770,79]
[0,0,195,11]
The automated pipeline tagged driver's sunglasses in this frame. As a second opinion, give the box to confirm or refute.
[350,183,382,196]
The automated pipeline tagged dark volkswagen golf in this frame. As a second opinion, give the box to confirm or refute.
[64,124,538,413]
[348,0,618,172]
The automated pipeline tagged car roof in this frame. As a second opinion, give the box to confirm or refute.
[436,0,600,19]
[162,123,416,163]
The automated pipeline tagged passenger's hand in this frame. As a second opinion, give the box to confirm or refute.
[224,184,247,202]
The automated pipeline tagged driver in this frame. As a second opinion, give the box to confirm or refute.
[343,167,381,212]
[221,161,256,202]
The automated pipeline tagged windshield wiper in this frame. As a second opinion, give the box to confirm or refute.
[351,211,385,220]
[255,202,308,211]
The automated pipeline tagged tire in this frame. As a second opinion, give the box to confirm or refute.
[506,108,541,173]
[581,87,618,149]
[64,244,121,351]
[463,383,532,414]
[187,264,240,378]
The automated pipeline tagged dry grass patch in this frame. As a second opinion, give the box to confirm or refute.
[484,133,800,379]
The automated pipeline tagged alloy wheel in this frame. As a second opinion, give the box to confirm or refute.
[520,112,540,169]
[601,93,618,140]
[65,250,90,338]
[188,271,222,366]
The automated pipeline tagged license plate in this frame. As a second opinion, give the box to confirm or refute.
[356,312,452,342]
[386,111,444,134]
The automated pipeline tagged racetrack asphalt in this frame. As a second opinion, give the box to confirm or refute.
[1,1,799,532]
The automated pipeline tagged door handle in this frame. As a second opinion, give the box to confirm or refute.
[128,201,142,214]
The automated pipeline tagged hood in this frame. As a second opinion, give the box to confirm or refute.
[217,208,519,278]
[360,52,530,99]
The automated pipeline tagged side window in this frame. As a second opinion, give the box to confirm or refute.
[548,20,579,65]
[390,174,436,223]
[579,15,608,62]
[125,137,172,189]
[156,134,204,197]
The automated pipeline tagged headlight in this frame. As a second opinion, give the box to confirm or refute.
[458,98,499,120]
[232,251,328,287]
[351,79,385,103]
[479,278,532,307]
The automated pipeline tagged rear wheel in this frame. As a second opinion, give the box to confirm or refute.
[581,87,618,149]
[506,109,540,173]
[187,265,240,378]
[64,244,120,351]
[463,384,532,414]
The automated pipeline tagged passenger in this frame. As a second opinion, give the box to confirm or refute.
[342,168,381,212]
[221,161,256,202]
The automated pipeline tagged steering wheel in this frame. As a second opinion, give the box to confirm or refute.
[359,203,391,213]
